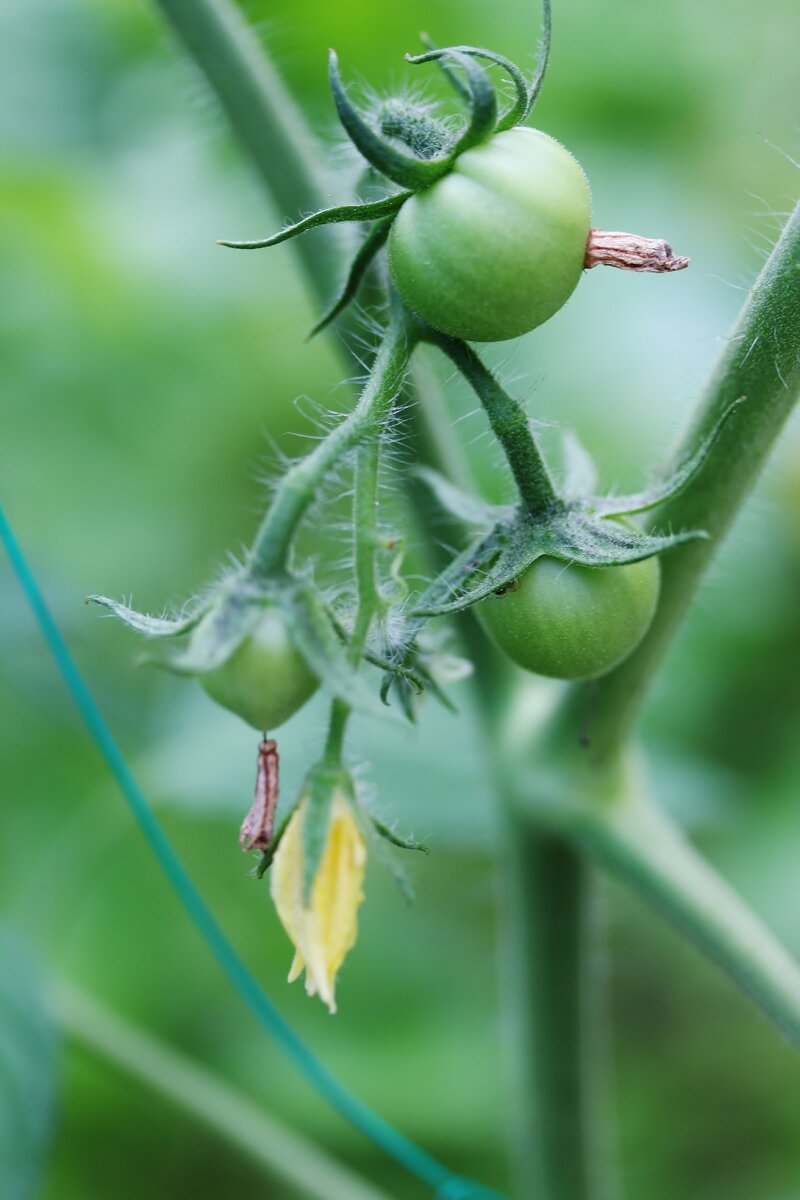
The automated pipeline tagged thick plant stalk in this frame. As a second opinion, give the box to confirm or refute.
[55,982,392,1200]
[152,0,339,300]
[588,200,800,755]
[504,826,593,1200]
[570,796,800,1046]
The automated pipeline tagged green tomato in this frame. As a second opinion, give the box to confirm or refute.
[478,552,660,681]
[388,127,591,342]
[199,607,318,730]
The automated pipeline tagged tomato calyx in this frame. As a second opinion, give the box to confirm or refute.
[215,6,557,338]
[87,568,390,722]
[216,0,691,343]
[408,399,743,621]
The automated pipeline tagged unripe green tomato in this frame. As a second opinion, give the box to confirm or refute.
[478,552,660,681]
[388,127,591,342]
[198,607,318,730]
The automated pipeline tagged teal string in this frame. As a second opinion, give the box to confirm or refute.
[0,501,506,1200]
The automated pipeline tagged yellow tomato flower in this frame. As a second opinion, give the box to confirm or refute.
[270,787,366,1013]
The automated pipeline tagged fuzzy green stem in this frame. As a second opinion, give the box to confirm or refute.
[55,981,392,1200]
[504,825,593,1200]
[583,200,800,755]
[427,333,558,515]
[324,436,383,764]
[248,310,414,576]
[151,0,341,301]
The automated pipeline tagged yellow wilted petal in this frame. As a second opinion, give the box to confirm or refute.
[270,788,366,1014]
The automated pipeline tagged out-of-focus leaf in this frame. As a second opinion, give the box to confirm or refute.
[0,926,59,1200]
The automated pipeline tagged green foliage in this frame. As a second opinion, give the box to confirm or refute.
[0,928,59,1200]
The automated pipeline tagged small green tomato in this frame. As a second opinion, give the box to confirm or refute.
[199,606,318,730]
[388,127,591,342]
[478,553,660,681]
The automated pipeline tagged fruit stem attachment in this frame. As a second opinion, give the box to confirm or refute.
[247,306,414,578]
[424,330,559,516]
[584,229,690,273]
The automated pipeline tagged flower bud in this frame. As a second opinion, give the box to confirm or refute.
[270,779,366,1014]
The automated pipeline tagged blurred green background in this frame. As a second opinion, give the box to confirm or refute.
[2,0,799,1197]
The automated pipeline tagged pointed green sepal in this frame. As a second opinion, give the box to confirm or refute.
[308,218,393,338]
[542,512,707,567]
[409,45,526,135]
[527,0,552,118]
[369,815,429,854]
[144,585,266,674]
[301,767,343,904]
[329,50,453,190]
[218,191,409,251]
[559,430,599,501]
[86,595,210,638]
[255,808,294,878]
[406,48,498,154]
[273,577,394,720]
[589,399,746,518]
[415,465,509,527]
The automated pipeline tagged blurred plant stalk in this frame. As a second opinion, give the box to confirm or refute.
[55,981,392,1200]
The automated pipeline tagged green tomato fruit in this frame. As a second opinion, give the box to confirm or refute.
[478,552,660,681]
[199,607,318,730]
[388,127,591,342]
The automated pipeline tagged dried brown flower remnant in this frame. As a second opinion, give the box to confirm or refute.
[240,738,279,851]
[584,229,690,272]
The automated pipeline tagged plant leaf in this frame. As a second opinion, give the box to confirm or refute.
[0,926,59,1200]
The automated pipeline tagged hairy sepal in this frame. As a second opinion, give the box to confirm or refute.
[414,465,510,528]
[86,595,210,638]
[218,192,409,251]
[589,399,745,517]
[412,509,703,618]
[273,577,393,721]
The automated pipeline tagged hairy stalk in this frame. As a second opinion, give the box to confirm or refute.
[426,332,558,514]
[55,981,392,1200]
[586,200,800,755]
[248,310,414,576]
[152,0,341,301]
[324,435,383,763]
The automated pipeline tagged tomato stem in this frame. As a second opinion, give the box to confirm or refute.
[324,435,384,765]
[247,307,414,578]
[426,332,559,515]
